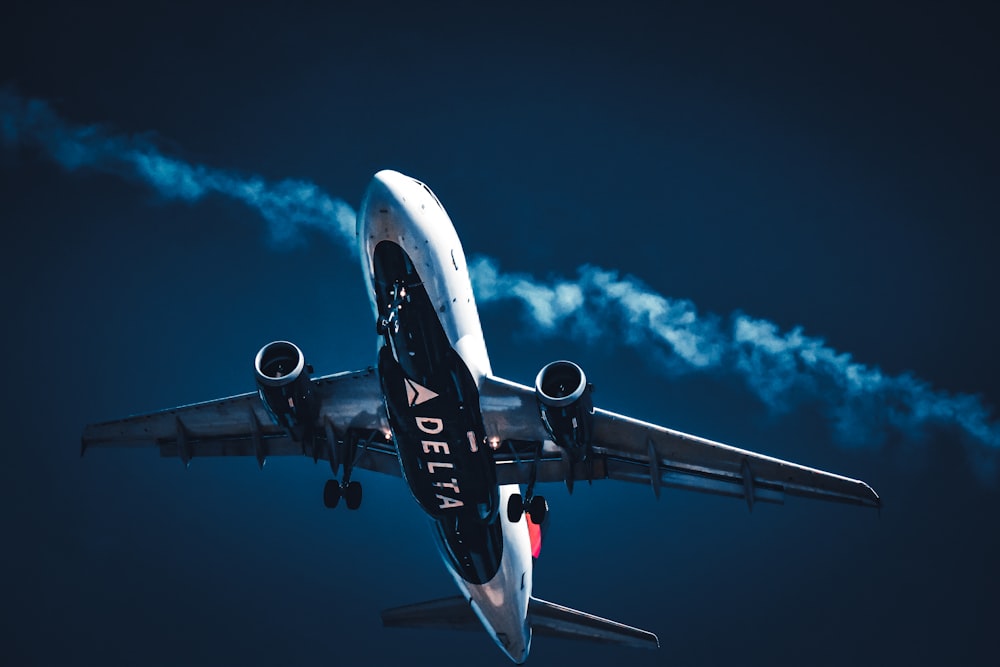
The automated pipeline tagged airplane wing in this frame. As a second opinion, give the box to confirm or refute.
[82,368,400,477]
[480,375,880,509]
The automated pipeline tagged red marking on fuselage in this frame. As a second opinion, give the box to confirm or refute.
[527,516,542,558]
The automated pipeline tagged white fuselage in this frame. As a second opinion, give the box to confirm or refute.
[357,170,534,663]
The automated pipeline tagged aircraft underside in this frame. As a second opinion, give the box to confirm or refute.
[372,238,504,583]
[81,169,879,664]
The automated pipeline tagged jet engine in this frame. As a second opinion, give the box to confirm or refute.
[254,340,319,441]
[534,360,594,455]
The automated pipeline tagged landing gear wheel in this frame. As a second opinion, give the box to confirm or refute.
[323,479,341,508]
[527,495,548,524]
[507,493,524,523]
[344,480,363,510]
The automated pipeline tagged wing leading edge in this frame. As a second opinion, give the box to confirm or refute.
[480,375,880,509]
[81,368,400,477]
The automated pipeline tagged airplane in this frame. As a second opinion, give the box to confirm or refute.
[82,169,881,663]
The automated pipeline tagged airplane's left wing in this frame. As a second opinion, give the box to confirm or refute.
[82,367,400,476]
[481,375,880,509]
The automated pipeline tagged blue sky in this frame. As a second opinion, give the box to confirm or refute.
[2,1,998,665]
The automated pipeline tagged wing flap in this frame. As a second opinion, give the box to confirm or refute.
[82,393,280,448]
[603,454,785,504]
[157,435,302,459]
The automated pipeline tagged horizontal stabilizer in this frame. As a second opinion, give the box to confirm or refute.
[380,595,480,632]
[528,597,659,649]
[381,595,658,650]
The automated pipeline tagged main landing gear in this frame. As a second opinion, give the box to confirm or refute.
[322,429,367,510]
[507,439,548,523]
[507,492,547,524]
[323,479,362,510]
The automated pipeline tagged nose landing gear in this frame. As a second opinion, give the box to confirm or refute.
[377,281,411,337]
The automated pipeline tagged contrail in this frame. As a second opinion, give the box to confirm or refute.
[0,88,356,247]
[469,257,999,482]
[3,88,997,481]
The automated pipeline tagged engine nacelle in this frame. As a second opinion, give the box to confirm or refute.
[254,340,319,442]
[534,360,594,455]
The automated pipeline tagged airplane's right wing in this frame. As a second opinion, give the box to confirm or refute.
[481,375,880,509]
[585,405,879,508]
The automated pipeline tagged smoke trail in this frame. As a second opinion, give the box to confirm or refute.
[469,257,999,482]
[3,89,997,481]
[0,89,355,246]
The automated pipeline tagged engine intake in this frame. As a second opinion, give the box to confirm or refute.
[254,340,319,441]
[535,360,593,454]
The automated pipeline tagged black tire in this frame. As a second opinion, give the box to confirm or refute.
[507,493,524,523]
[527,495,548,524]
[323,479,341,509]
[345,480,363,510]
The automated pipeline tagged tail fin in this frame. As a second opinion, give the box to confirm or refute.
[380,595,659,650]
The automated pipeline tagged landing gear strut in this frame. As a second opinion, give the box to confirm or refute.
[377,281,410,337]
[322,430,367,510]
[507,439,547,523]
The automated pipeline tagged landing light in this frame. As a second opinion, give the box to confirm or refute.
[384,430,392,441]
[488,436,501,450]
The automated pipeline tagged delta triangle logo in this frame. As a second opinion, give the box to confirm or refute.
[404,377,439,407]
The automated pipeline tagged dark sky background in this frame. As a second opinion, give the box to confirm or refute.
[2,1,999,665]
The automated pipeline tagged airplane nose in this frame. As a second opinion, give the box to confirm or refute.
[372,168,406,187]
[358,170,410,233]
[362,170,397,208]
[359,170,398,236]
[368,169,408,205]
